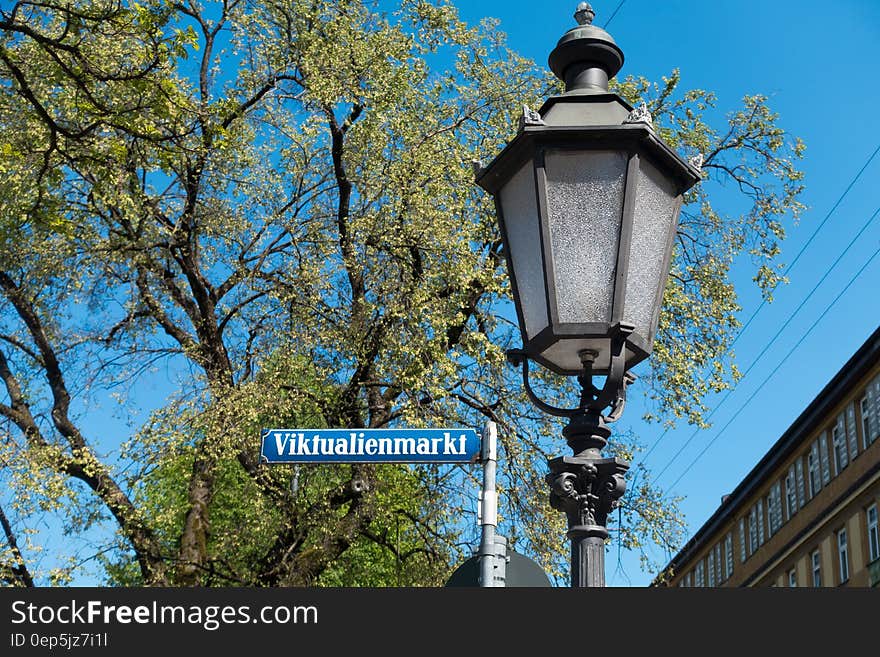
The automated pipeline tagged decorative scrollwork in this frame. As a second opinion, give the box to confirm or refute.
[506,323,634,422]
[605,370,636,423]
[547,457,627,530]
[550,471,580,502]
[595,471,626,525]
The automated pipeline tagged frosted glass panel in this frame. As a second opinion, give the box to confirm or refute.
[623,157,679,346]
[499,160,547,340]
[544,149,627,324]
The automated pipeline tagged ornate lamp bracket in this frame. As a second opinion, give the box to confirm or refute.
[507,321,635,585]
[506,322,636,424]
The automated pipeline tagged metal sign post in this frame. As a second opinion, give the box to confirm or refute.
[445,421,552,587]
[477,421,507,586]
[261,422,551,587]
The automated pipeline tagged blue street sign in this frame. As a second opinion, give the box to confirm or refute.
[260,428,481,464]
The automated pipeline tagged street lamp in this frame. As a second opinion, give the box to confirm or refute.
[475,2,701,587]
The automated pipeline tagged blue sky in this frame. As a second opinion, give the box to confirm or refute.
[459,0,880,585]
[10,0,880,587]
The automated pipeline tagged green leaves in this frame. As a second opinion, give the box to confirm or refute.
[613,71,805,427]
[0,1,804,587]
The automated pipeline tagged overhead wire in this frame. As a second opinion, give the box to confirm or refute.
[650,203,880,482]
[662,239,880,492]
[640,142,880,463]
[729,142,880,350]
[602,0,627,28]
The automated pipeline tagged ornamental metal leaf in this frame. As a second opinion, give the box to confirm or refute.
[519,104,545,131]
[624,103,653,128]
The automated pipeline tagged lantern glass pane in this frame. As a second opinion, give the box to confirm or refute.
[499,160,548,340]
[544,149,627,325]
[623,157,680,347]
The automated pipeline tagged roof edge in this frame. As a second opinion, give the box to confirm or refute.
[655,323,880,583]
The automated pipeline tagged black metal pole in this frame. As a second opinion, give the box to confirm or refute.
[546,352,629,587]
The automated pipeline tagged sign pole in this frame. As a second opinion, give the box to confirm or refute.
[444,422,549,588]
[478,421,506,586]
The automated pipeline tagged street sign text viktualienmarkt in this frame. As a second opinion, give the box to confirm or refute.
[260,428,481,464]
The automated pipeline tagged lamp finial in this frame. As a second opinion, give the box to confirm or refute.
[550,3,623,92]
[575,3,595,26]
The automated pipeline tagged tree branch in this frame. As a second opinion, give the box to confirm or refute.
[0,502,34,587]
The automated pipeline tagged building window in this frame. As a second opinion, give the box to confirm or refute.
[811,550,822,587]
[837,529,849,583]
[788,569,797,587]
[862,396,876,448]
[739,518,746,563]
[785,465,797,521]
[808,442,821,497]
[695,560,705,588]
[868,504,879,563]
[713,543,722,584]
[724,532,734,580]
[832,424,848,475]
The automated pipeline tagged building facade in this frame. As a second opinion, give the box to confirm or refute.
[656,326,880,587]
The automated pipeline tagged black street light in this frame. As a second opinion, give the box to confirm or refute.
[475,2,701,587]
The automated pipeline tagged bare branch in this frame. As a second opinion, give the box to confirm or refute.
[0,502,34,587]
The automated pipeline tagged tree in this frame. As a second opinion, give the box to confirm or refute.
[0,0,803,586]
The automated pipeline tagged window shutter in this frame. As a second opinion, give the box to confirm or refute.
[873,374,880,444]
[795,459,805,508]
[834,414,849,473]
[832,416,848,475]
[785,465,798,519]
[773,491,778,531]
[819,432,831,485]
[808,441,821,497]
[757,502,765,545]
[846,403,858,461]
[748,510,757,554]
[773,482,782,531]
[864,387,876,447]
[725,533,734,580]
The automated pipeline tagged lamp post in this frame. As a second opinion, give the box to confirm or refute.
[475,2,701,587]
